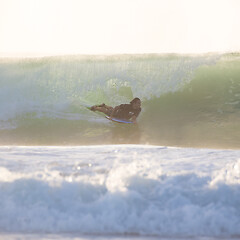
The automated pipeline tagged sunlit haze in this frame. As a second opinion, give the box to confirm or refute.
[0,0,240,56]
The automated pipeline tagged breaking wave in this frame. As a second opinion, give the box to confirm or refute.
[0,53,239,148]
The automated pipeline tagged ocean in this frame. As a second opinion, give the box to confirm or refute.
[0,53,239,148]
[0,53,240,240]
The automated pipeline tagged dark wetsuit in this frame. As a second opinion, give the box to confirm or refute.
[111,104,141,120]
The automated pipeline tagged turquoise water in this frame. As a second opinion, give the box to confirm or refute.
[0,53,239,148]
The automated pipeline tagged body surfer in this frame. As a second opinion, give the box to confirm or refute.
[90,97,141,124]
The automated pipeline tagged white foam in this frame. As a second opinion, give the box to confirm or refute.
[210,159,240,186]
[0,145,240,237]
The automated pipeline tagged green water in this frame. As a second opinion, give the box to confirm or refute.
[0,53,239,148]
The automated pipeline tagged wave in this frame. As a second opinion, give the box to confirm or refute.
[0,53,239,148]
[0,145,240,237]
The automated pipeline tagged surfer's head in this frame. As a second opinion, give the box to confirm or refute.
[130,97,141,109]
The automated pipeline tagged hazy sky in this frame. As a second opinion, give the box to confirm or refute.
[0,0,240,55]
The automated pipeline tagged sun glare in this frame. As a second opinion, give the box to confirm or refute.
[0,0,239,56]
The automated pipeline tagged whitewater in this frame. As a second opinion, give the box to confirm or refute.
[0,53,240,239]
[0,145,240,240]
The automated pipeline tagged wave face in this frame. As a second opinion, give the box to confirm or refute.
[0,53,239,148]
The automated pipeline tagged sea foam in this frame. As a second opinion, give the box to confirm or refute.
[0,145,239,237]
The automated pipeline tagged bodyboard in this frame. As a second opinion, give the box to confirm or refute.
[87,106,133,124]
[105,115,133,124]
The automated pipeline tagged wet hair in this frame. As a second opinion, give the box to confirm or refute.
[130,97,141,104]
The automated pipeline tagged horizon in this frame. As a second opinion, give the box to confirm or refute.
[0,50,239,59]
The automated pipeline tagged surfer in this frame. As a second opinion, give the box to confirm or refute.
[90,98,141,124]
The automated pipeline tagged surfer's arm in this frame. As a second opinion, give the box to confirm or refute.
[130,115,137,124]
[130,108,141,124]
